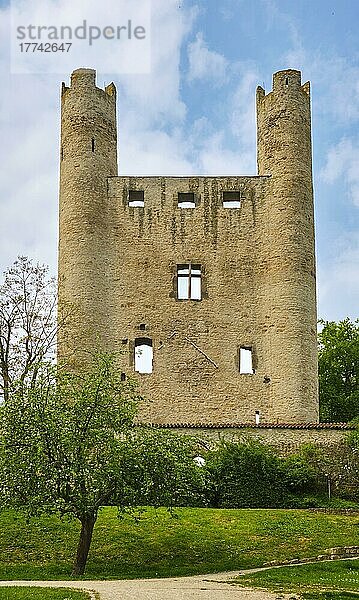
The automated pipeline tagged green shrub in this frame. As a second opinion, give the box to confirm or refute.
[205,439,286,508]
[204,440,331,509]
[281,453,318,494]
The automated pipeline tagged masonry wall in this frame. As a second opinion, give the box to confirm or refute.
[256,70,318,422]
[154,426,351,455]
[107,174,313,424]
[107,176,270,423]
[58,68,117,364]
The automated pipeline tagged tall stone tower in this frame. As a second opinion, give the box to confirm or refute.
[58,67,318,424]
[58,68,117,363]
[256,69,318,421]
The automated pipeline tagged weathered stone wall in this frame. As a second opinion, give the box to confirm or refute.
[150,425,352,455]
[58,68,117,365]
[256,70,318,422]
[107,175,272,424]
[58,68,319,426]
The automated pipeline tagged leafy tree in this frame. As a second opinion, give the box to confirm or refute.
[0,355,204,576]
[0,257,59,401]
[318,318,359,422]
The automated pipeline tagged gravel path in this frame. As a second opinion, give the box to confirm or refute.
[0,572,298,600]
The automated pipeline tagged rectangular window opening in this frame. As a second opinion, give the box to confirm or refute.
[255,410,260,425]
[91,138,95,152]
[128,190,144,207]
[239,346,254,374]
[223,191,241,208]
[178,192,196,208]
[134,337,153,373]
[177,263,201,300]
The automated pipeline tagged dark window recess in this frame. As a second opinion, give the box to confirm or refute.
[91,138,95,152]
[223,191,241,208]
[239,346,254,374]
[177,264,201,300]
[285,76,289,86]
[139,323,146,331]
[61,146,64,161]
[134,337,153,373]
[128,190,145,207]
[121,372,126,381]
[122,338,128,344]
[178,192,196,208]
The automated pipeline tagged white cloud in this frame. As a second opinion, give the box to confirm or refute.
[0,0,261,278]
[230,68,259,145]
[321,138,359,207]
[10,0,152,75]
[187,32,228,83]
[0,0,198,273]
[318,232,359,321]
[196,131,254,175]
[283,49,359,125]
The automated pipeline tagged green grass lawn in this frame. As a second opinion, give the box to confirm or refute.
[235,560,359,595]
[302,594,359,600]
[0,589,90,600]
[0,507,358,580]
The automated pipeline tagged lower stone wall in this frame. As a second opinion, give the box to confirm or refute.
[265,544,359,567]
[147,424,354,454]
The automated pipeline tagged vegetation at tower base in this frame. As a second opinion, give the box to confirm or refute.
[299,430,359,503]
[0,354,205,576]
[318,318,359,423]
[203,435,359,508]
[203,439,318,509]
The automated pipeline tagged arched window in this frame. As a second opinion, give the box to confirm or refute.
[134,338,153,373]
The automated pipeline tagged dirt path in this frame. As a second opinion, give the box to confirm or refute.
[0,572,297,600]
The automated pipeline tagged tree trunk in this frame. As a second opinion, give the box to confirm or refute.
[72,514,96,576]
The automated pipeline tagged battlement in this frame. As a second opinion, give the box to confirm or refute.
[256,68,310,103]
[61,67,116,98]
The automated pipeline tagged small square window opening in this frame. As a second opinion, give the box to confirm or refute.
[178,192,196,208]
[128,190,144,207]
[223,191,241,208]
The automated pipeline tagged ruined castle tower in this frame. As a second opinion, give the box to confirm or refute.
[58,67,318,424]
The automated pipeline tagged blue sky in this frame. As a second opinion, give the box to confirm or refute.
[0,0,358,321]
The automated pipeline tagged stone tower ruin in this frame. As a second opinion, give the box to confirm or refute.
[58,67,318,425]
